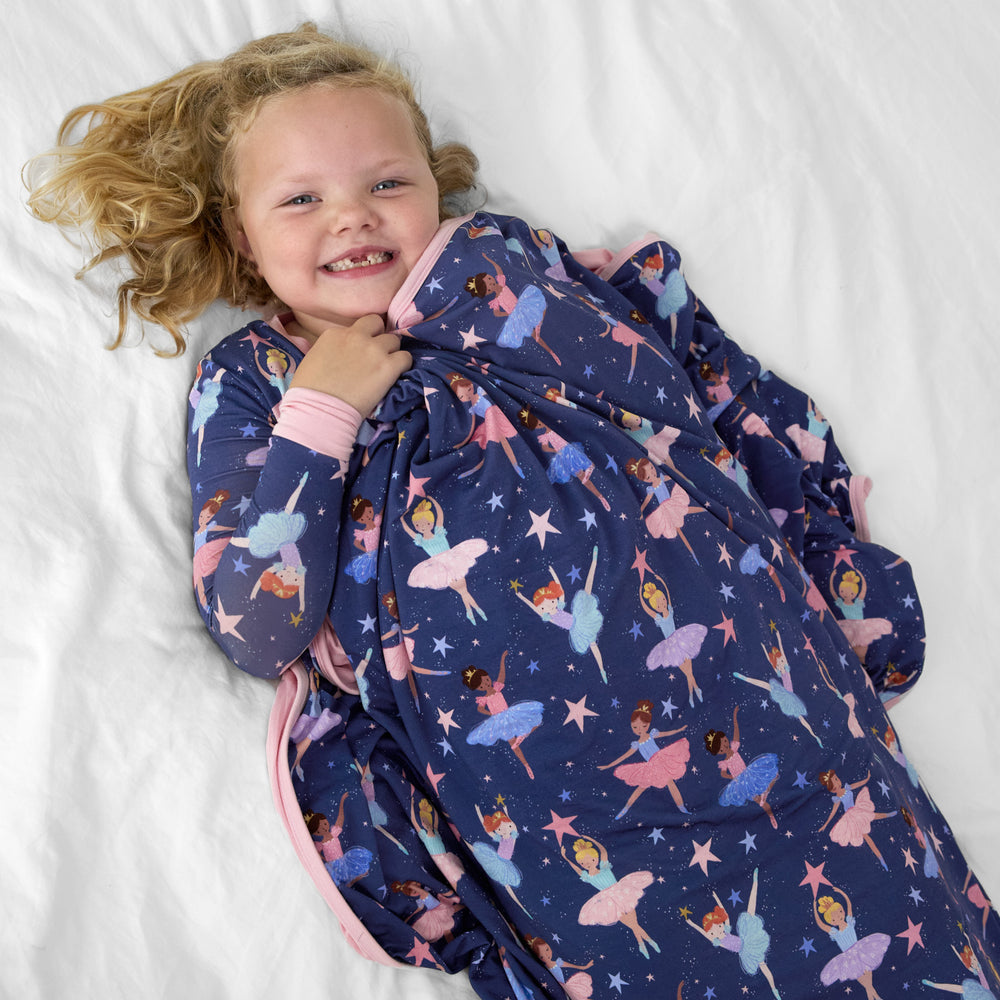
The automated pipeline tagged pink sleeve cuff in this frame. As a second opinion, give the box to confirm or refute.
[272,388,364,461]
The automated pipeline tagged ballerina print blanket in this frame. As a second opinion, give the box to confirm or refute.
[188,213,998,1000]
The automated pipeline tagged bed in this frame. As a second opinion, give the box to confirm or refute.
[5,2,998,997]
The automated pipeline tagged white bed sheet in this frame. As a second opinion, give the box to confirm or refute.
[4,1,998,997]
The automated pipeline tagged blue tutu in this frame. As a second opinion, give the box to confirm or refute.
[735,911,771,974]
[656,269,687,319]
[344,548,378,583]
[367,799,388,828]
[568,590,603,653]
[471,841,522,887]
[325,846,373,887]
[247,509,306,559]
[467,702,544,746]
[497,284,546,348]
[547,443,592,484]
[768,678,807,718]
[719,754,779,806]
[958,979,995,1000]
[739,543,768,576]
[191,377,222,432]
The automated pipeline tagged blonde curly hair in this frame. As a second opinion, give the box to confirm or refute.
[25,23,479,355]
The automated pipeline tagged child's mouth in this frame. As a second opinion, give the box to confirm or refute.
[323,251,394,273]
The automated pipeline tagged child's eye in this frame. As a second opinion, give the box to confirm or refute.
[372,180,401,192]
[286,194,317,206]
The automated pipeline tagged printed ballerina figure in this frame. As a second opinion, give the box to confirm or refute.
[923,942,997,998]
[785,397,829,464]
[401,496,489,624]
[732,628,823,747]
[527,227,572,282]
[466,253,559,365]
[305,793,373,889]
[876,723,923,791]
[817,769,896,870]
[685,867,783,999]
[352,755,409,855]
[447,372,525,479]
[254,344,296,396]
[900,806,940,880]
[525,935,594,1000]
[735,535,787,602]
[229,471,309,616]
[708,446,751,498]
[608,404,683,477]
[699,358,748,422]
[560,834,658,959]
[289,667,343,781]
[188,360,225,466]
[516,548,606,683]
[627,457,702,562]
[343,496,382,583]
[637,568,707,706]
[192,488,233,609]
[598,699,690,818]
[518,405,610,510]
[577,294,671,383]
[829,566,892,664]
[464,651,543,780]
[633,247,687,347]
[962,868,994,941]
[811,882,890,1000]
[380,592,449,710]
[804,634,863,738]
[469,802,532,916]
[704,706,780,829]
[390,880,464,943]
[409,789,466,889]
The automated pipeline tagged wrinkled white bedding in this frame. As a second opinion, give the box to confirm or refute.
[4,2,997,997]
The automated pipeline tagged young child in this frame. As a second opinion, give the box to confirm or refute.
[28,23,999,1000]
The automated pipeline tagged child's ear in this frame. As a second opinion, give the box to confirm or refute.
[234,228,256,263]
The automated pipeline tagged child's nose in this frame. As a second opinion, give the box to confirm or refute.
[331,195,378,233]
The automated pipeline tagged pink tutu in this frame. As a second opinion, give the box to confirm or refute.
[842,693,864,739]
[471,405,518,448]
[644,484,690,539]
[407,538,489,589]
[384,634,417,680]
[412,895,462,941]
[578,871,653,925]
[642,425,681,466]
[193,535,229,584]
[431,851,466,889]
[562,971,593,1000]
[837,617,892,649]
[613,739,690,787]
[611,322,645,348]
[830,786,876,846]
[741,412,773,439]
[786,423,827,463]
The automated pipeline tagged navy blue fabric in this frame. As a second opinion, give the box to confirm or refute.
[188,214,998,999]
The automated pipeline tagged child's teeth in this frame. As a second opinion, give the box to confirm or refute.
[325,252,391,272]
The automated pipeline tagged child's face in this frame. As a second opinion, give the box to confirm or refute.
[234,85,440,340]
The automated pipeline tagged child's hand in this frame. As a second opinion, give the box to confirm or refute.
[289,315,412,414]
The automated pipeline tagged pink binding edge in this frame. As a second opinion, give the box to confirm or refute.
[848,474,873,544]
[266,663,406,967]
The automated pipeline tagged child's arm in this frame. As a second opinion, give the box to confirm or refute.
[186,324,362,679]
